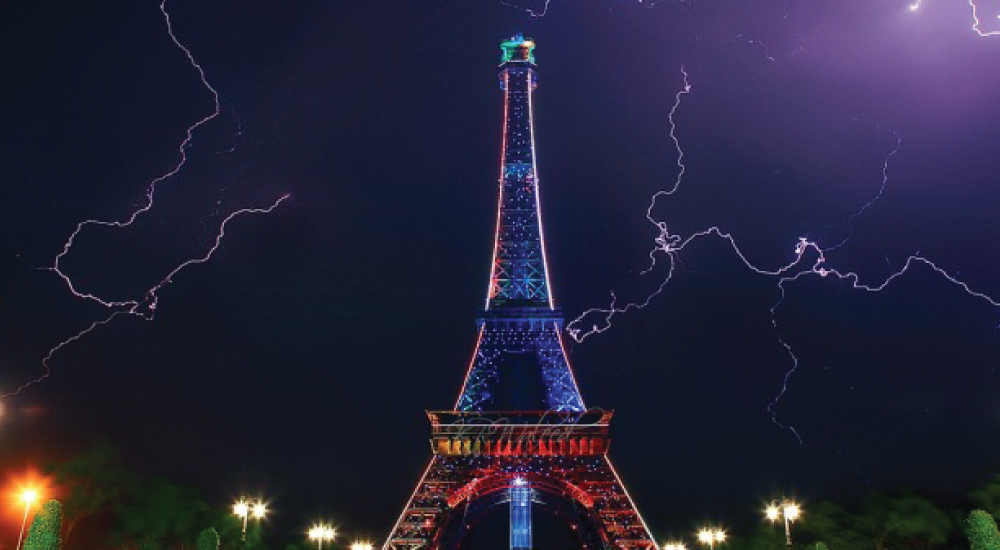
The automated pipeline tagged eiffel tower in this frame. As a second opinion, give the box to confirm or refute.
[383,35,657,550]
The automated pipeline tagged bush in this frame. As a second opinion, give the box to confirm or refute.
[967,509,1000,550]
[197,528,220,550]
[24,500,63,550]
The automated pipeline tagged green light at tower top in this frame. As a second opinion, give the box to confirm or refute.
[501,34,536,64]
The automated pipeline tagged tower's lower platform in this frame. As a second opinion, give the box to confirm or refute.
[383,412,657,550]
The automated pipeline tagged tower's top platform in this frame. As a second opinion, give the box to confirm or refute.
[501,34,536,65]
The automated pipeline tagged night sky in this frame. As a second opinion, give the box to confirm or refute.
[1,0,999,546]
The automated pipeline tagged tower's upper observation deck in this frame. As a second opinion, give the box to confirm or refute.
[500,34,537,66]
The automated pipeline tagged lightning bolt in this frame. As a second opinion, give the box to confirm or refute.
[764,244,1000,443]
[1,1,288,399]
[967,0,1000,36]
[732,35,778,63]
[499,0,556,17]
[568,66,692,342]
[824,119,902,252]
[909,0,1000,37]
[498,0,671,17]
[566,66,1000,444]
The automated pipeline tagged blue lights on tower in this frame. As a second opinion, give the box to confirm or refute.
[510,478,532,550]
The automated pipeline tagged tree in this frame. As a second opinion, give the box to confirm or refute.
[23,499,63,550]
[972,475,1000,519]
[852,492,953,549]
[45,439,133,546]
[799,500,867,548]
[967,509,1000,550]
[113,476,210,547]
[212,511,265,549]
[742,523,787,549]
[800,492,953,549]
[197,528,221,550]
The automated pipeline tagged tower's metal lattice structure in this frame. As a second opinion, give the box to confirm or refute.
[384,35,657,550]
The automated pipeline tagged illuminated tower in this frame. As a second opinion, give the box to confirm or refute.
[384,35,657,550]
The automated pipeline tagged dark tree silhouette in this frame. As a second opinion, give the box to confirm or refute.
[46,440,132,546]
[197,527,221,550]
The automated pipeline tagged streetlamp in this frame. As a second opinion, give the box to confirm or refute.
[16,489,38,550]
[663,542,688,550]
[233,498,267,544]
[308,524,336,550]
[765,499,802,548]
[350,542,375,550]
[697,528,726,550]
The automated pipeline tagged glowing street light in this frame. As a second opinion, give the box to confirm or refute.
[16,489,39,550]
[765,499,802,548]
[350,541,375,550]
[308,524,337,550]
[233,498,267,545]
[697,528,726,550]
[663,542,688,550]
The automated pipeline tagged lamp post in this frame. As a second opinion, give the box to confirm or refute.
[697,528,726,550]
[16,489,38,550]
[765,499,802,548]
[308,524,336,550]
[233,498,267,545]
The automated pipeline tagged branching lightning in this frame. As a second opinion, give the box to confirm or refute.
[566,66,1000,443]
[499,0,556,17]
[909,0,1000,37]
[1,0,289,399]
[567,66,691,342]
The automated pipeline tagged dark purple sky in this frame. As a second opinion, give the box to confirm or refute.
[1,0,999,546]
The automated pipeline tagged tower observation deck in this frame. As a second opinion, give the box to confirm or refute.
[383,35,657,550]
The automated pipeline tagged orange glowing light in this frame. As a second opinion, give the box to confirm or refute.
[5,469,52,519]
